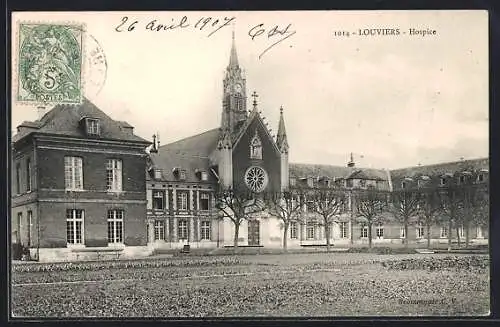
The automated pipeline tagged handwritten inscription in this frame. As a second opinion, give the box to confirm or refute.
[248,23,296,59]
[115,16,235,37]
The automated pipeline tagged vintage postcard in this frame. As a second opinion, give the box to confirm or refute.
[10,11,489,318]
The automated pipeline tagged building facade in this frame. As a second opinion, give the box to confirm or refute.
[11,100,151,261]
[11,37,489,262]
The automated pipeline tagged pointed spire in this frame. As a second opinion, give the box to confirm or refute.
[251,91,259,110]
[229,23,239,68]
[347,152,355,167]
[277,106,288,153]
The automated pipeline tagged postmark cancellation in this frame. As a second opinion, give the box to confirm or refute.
[16,23,84,105]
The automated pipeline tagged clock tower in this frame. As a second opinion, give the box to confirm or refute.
[221,31,247,135]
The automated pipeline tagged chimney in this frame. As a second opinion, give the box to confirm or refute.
[37,106,46,120]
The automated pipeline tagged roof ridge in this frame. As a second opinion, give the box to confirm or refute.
[159,127,220,149]
[390,157,489,172]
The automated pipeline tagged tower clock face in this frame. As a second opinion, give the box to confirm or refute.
[244,166,268,193]
[234,83,242,93]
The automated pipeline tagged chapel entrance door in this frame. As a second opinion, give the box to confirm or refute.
[248,220,260,246]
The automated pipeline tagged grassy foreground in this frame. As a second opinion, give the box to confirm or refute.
[11,253,489,317]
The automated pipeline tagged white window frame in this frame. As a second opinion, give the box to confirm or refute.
[200,220,211,240]
[106,159,122,192]
[306,222,315,240]
[66,209,84,245]
[64,156,83,191]
[177,191,188,211]
[15,163,21,194]
[27,210,33,246]
[440,177,446,186]
[458,225,465,238]
[290,221,298,239]
[476,226,484,239]
[178,219,188,240]
[440,226,448,238]
[154,220,165,241]
[107,210,124,244]
[416,226,424,239]
[375,224,384,238]
[361,226,368,238]
[86,118,100,135]
[179,170,186,180]
[199,193,210,211]
[153,190,165,210]
[340,222,348,239]
[201,171,208,181]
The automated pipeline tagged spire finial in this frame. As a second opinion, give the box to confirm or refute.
[228,23,239,68]
[280,105,283,114]
[251,91,259,109]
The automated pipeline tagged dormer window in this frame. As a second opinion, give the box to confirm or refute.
[154,169,162,180]
[477,173,485,183]
[250,132,262,160]
[440,177,446,186]
[179,170,186,180]
[307,177,314,188]
[200,171,208,181]
[290,178,296,187]
[458,175,466,184]
[86,118,100,136]
[401,181,407,189]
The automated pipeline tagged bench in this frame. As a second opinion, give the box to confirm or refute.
[180,245,191,254]
[71,247,124,260]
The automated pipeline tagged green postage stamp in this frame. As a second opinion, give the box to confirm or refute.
[17,23,84,104]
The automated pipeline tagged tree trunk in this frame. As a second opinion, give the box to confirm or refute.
[283,222,289,252]
[447,219,452,252]
[368,223,373,248]
[233,222,240,251]
[404,222,409,248]
[325,222,331,252]
[465,221,470,248]
[426,223,431,249]
[350,219,354,245]
[456,227,461,248]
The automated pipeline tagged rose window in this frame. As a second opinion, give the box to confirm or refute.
[244,166,268,192]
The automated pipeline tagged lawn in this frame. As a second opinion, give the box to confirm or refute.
[11,253,489,317]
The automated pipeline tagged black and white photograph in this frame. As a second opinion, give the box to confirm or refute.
[10,10,489,317]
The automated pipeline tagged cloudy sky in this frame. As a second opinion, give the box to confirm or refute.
[12,11,488,169]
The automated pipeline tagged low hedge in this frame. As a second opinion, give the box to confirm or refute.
[381,255,489,271]
[346,247,418,255]
[12,256,249,273]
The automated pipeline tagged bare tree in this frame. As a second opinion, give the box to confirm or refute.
[355,187,388,248]
[307,186,346,251]
[460,177,489,247]
[417,188,441,248]
[391,189,421,247]
[215,184,266,250]
[438,184,463,251]
[266,188,304,251]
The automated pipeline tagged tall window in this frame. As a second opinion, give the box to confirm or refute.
[16,212,22,243]
[376,224,384,238]
[361,226,368,238]
[477,174,484,183]
[107,210,124,244]
[306,222,315,240]
[340,222,348,238]
[15,163,21,194]
[154,220,165,240]
[306,201,316,213]
[66,209,84,245]
[178,219,188,240]
[477,226,483,238]
[250,133,262,159]
[440,226,448,238]
[458,225,465,238]
[290,221,298,239]
[26,158,32,192]
[201,221,211,240]
[27,210,32,246]
[106,159,122,192]
[86,118,100,135]
[200,193,210,211]
[64,157,83,190]
[400,227,406,238]
[439,177,446,186]
[153,190,165,210]
[177,191,188,211]
[416,225,424,239]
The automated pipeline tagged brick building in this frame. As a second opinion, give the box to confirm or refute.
[11,99,151,261]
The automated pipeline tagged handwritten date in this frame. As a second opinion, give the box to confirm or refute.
[115,16,235,37]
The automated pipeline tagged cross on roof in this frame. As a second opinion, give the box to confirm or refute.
[251,91,259,108]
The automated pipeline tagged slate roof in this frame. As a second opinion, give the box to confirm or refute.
[148,128,220,183]
[289,163,389,181]
[389,158,489,180]
[12,98,149,144]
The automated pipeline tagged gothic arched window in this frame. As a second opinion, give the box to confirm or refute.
[250,132,262,160]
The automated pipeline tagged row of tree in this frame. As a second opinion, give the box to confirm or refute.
[215,181,489,251]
